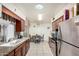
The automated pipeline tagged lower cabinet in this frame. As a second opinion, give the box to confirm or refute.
[6,39,30,56]
[6,51,15,56]
[25,39,30,54]
[21,41,26,56]
[15,45,22,56]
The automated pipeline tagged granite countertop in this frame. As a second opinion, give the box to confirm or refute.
[0,37,29,56]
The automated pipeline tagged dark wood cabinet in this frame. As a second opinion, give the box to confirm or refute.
[16,19,25,32]
[21,42,26,56]
[25,39,30,54]
[7,39,30,56]
[15,45,22,56]
[76,3,79,15]
[16,20,21,32]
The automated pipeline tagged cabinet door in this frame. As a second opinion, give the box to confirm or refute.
[16,20,21,32]
[15,49,22,56]
[21,42,26,56]
[7,51,14,56]
[15,46,22,56]
[16,20,25,32]
[25,39,30,54]
[76,3,79,15]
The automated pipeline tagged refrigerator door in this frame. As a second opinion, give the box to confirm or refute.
[59,19,79,56]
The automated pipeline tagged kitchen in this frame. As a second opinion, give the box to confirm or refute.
[0,3,79,56]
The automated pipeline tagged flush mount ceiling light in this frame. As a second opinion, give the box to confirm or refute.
[38,14,42,21]
[35,4,44,10]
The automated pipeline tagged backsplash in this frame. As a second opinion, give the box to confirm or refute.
[0,22,15,42]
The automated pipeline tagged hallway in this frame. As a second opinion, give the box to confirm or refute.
[26,41,53,56]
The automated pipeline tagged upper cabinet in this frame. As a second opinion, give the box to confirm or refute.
[16,19,25,32]
[52,16,64,31]
[0,5,25,32]
[76,3,79,15]
[16,20,21,32]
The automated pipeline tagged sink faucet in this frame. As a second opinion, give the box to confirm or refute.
[8,38,14,42]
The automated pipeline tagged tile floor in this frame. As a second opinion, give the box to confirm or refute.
[26,41,53,56]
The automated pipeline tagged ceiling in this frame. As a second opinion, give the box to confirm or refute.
[3,3,72,23]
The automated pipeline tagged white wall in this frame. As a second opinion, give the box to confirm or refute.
[53,4,76,22]
[29,22,52,42]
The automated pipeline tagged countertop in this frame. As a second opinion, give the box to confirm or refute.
[0,37,29,56]
[49,37,61,44]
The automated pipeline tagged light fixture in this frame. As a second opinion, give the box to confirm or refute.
[35,4,44,10]
[38,14,42,21]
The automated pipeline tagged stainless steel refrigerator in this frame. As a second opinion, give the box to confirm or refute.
[58,17,79,56]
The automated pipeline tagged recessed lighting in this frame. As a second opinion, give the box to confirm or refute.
[38,14,42,21]
[35,4,44,10]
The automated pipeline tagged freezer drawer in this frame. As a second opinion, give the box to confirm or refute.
[59,42,79,56]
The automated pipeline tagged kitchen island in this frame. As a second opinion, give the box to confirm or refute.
[0,37,30,56]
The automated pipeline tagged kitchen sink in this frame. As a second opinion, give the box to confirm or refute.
[0,39,21,47]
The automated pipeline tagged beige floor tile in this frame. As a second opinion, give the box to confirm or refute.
[26,41,53,56]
